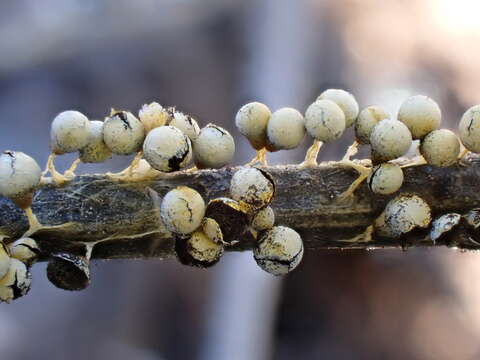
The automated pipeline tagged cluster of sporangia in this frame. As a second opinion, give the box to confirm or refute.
[1,88,480,302]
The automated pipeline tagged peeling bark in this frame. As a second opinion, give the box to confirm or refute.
[1,157,480,261]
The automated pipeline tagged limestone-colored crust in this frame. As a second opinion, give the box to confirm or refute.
[160,186,205,235]
[254,226,304,276]
[267,107,305,151]
[193,124,235,169]
[383,194,431,238]
[355,105,389,144]
[0,151,41,201]
[251,206,275,231]
[138,102,171,133]
[230,168,274,209]
[169,111,201,142]
[79,120,113,163]
[305,99,346,142]
[420,129,460,167]
[8,237,39,266]
[143,126,192,172]
[459,105,480,153]
[103,111,145,155]
[367,163,404,195]
[235,102,271,150]
[0,258,31,303]
[370,119,412,162]
[202,217,224,244]
[317,89,359,128]
[50,110,90,154]
[398,95,441,139]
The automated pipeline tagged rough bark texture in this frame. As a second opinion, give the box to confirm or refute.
[1,158,480,262]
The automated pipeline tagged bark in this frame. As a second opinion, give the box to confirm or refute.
[1,158,480,261]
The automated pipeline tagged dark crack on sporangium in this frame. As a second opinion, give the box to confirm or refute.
[167,139,190,171]
[113,111,132,130]
[210,125,227,136]
[368,165,381,191]
[4,151,16,175]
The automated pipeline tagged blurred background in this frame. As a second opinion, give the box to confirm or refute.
[1,0,480,359]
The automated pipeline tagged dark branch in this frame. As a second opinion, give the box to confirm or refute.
[1,158,480,261]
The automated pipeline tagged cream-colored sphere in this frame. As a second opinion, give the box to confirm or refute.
[185,230,224,264]
[169,111,201,142]
[0,151,41,205]
[384,194,431,237]
[317,89,359,127]
[0,258,31,303]
[160,186,205,235]
[420,129,460,167]
[230,168,274,209]
[202,217,224,244]
[143,126,192,172]
[398,95,441,139]
[305,99,346,142]
[266,107,305,151]
[253,226,304,276]
[79,120,113,163]
[138,102,172,133]
[235,102,271,150]
[251,206,275,231]
[370,119,412,162]
[355,106,390,144]
[103,111,145,155]
[367,163,404,195]
[50,110,90,154]
[459,105,480,153]
[193,124,235,169]
[0,243,10,280]
[8,237,40,266]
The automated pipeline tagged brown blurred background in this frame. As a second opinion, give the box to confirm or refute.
[1,0,480,359]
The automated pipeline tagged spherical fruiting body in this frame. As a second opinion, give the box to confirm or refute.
[193,124,235,169]
[202,217,224,244]
[205,197,250,245]
[169,111,201,142]
[46,253,90,291]
[0,258,31,302]
[398,95,441,139]
[50,110,90,154]
[370,119,412,162]
[459,105,480,152]
[383,194,431,238]
[175,230,224,268]
[304,99,346,142]
[317,89,359,127]
[230,168,275,210]
[79,120,113,163]
[143,126,192,172]
[420,129,460,167]
[235,102,271,150]
[0,242,11,280]
[138,102,172,133]
[253,226,304,276]
[160,186,205,235]
[0,151,41,208]
[367,163,404,195]
[103,110,145,155]
[266,107,305,151]
[8,237,40,266]
[355,106,389,144]
[251,206,275,231]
